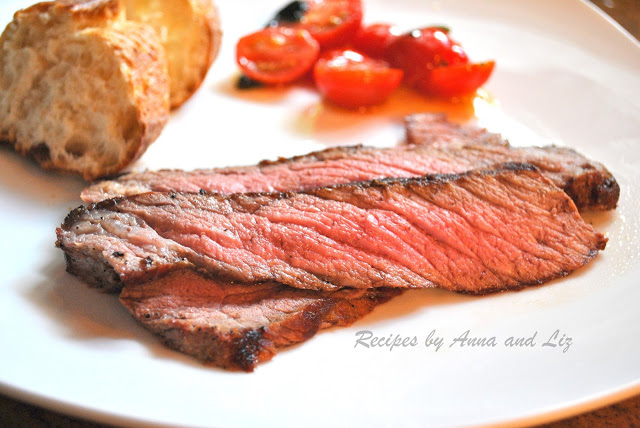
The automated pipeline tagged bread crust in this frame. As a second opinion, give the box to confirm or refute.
[16,0,124,28]
[123,0,222,109]
[0,0,170,180]
[99,23,170,180]
[185,0,222,108]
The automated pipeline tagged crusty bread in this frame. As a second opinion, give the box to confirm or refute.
[0,0,170,180]
[123,0,222,109]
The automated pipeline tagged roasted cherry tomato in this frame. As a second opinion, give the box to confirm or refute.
[387,27,468,89]
[236,27,320,84]
[351,23,401,59]
[419,61,495,97]
[294,0,363,49]
[313,49,403,108]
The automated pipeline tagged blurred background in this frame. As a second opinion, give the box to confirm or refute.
[589,0,639,38]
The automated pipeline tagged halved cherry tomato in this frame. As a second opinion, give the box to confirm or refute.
[294,0,363,49]
[387,27,468,89]
[313,49,403,108]
[236,27,320,84]
[352,23,401,59]
[419,61,496,97]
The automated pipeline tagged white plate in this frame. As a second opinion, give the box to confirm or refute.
[1,0,640,427]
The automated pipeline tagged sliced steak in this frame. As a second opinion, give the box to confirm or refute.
[81,117,619,212]
[120,269,400,371]
[58,164,607,294]
[403,112,507,147]
[404,114,619,211]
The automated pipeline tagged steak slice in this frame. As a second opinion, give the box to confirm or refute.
[403,112,507,147]
[120,269,400,371]
[404,114,619,211]
[81,117,619,212]
[58,164,607,294]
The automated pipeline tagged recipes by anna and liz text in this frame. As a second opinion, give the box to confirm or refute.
[354,329,573,353]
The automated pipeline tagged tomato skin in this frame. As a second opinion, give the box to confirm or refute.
[295,0,363,49]
[418,61,495,97]
[236,27,320,84]
[387,27,468,89]
[313,49,403,108]
[352,23,401,59]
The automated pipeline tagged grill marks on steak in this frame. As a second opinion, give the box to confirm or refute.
[58,164,607,295]
[81,117,619,212]
[120,269,400,371]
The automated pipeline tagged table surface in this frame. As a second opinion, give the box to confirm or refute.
[1,1,639,427]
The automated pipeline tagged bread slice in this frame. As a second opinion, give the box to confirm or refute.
[0,0,170,180]
[123,0,222,109]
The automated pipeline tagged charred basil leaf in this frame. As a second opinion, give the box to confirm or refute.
[236,74,264,90]
[266,1,309,27]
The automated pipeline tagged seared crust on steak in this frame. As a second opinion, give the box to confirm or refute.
[560,163,619,212]
[58,164,607,294]
[120,269,400,371]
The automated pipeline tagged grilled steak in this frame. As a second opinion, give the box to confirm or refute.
[58,164,607,294]
[82,116,619,212]
[403,112,507,147]
[63,114,616,370]
[404,113,619,211]
[120,269,400,371]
